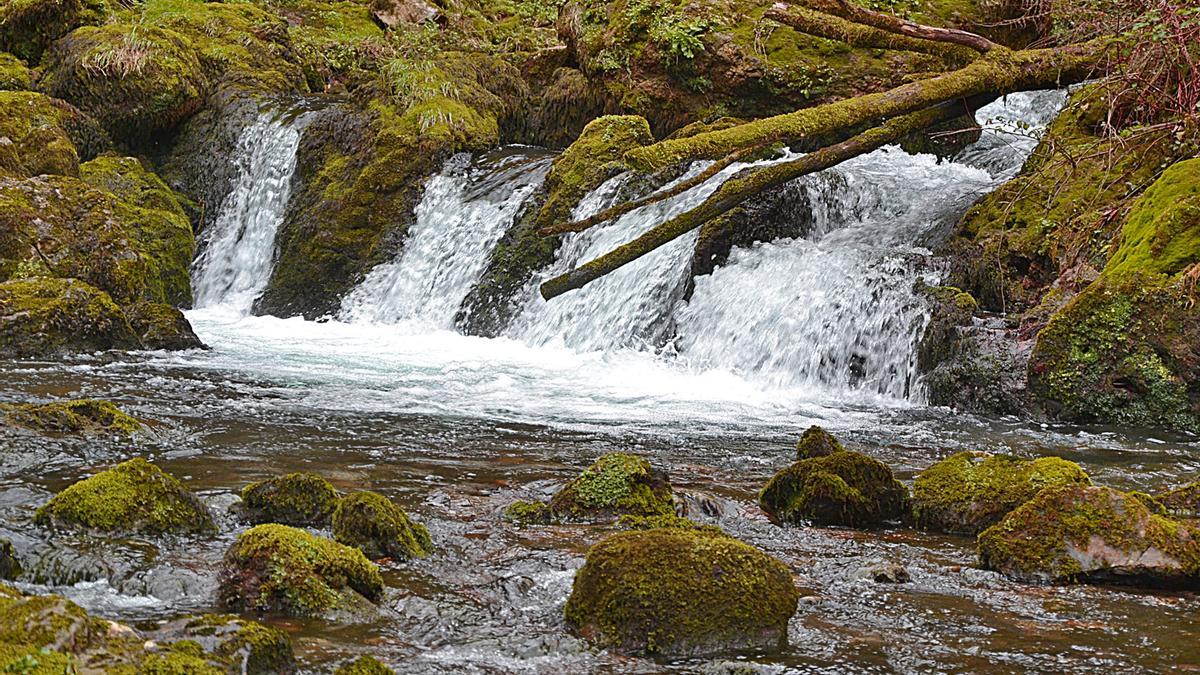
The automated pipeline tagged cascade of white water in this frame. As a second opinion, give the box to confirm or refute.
[339,150,552,327]
[191,112,304,313]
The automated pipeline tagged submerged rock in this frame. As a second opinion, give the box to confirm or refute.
[564,528,798,656]
[332,491,433,560]
[335,654,396,675]
[219,524,383,618]
[978,485,1200,586]
[1,399,141,435]
[0,277,140,358]
[793,425,844,460]
[759,450,907,528]
[546,453,676,523]
[909,451,1090,534]
[34,458,215,535]
[236,472,340,527]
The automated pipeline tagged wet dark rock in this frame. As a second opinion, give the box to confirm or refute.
[564,528,798,656]
[0,399,141,435]
[793,425,844,460]
[759,449,908,528]
[34,458,215,535]
[978,485,1200,587]
[335,654,396,675]
[511,453,676,524]
[332,490,433,560]
[0,278,140,358]
[908,451,1090,535]
[0,538,20,581]
[235,471,340,527]
[152,614,296,675]
[1157,480,1200,518]
[857,561,910,584]
[219,524,383,618]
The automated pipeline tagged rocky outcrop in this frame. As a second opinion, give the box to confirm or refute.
[34,458,216,535]
[978,485,1200,587]
[1157,480,1200,519]
[908,451,1090,534]
[564,527,798,656]
[332,491,433,560]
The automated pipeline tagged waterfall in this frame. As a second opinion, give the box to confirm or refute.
[191,111,304,313]
[339,149,553,327]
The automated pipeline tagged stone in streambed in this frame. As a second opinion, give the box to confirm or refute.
[908,451,1090,535]
[564,528,798,656]
[505,452,676,525]
[335,655,396,675]
[794,425,844,459]
[1,399,141,435]
[235,471,340,527]
[759,447,907,528]
[332,491,433,560]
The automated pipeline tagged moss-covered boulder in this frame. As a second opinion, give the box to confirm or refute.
[236,472,340,527]
[157,614,295,675]
[0,277,140,358]
[460,114,655,336]
[908,452,1091,534]
[123,301,204,350]
[34,458,215,535]
[0,0,106,63]
[546,453,675,523]
[0,53,30,91]
[332,491,433,561]
[1157,480,1200,519]
[0,539,21,581]
[978,485,1200,586]
[1,399,141,435]
[219,524,384,618]
[759,450,907,527]
[793,425,844,460]
[564,528,798,656]
[335,655,396,675]
[0,91,108,179]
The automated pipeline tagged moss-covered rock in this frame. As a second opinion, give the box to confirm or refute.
[0,0,106,63]
[0,52,30,91]
[1,399,141,435]
[332,491,433,561]
[759,450,907,527]
[162,614,295,674]
[564,527,798,655]
[546,453,675,523]
[237,471,340,527]
[793,425,844,460]
[219,524,384,618]
[978,484,1200,586]
[123,301,204,350]
[0,539,21,581]
[0,91,108,179]
[335,655,396,675]
[908,451,1090,534]
[1157,481,1200,519]
[0,277,140,358]
[459,114,654,335]
[34,458,215,535]
[502,499,552,525]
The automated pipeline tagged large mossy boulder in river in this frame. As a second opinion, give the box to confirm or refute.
[34,458,215,535]
[332,491,433,560]
[236,471,340,527]
[1,398,140,435]
[0,277,141,358]
[220,524,384,618]
[909,452,1090,535]
[978,485,1200,586]
[542,452,675,523]
[564,527,798,656]
[759,449,907,528]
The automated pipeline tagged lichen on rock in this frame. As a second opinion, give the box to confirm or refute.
[34,458,215,535]
[219,524,384,618]
[564,527,798,656]
[237,471,340,527]
[908,451,1090,534]
[332,490,433,560]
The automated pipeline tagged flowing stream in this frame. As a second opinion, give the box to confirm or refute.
[3,91,1200,673]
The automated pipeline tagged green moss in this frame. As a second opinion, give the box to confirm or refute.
[0,53,30,91]
[615,514,725,536]
[0,539,20,581]
[34,458,215,535]
[978,484,1200,583]
[548,453,675,523]
[0,91,97,179]
[334,655,396,675]
[122,301,203,351]
[332,491,433,560]
[0,0,106,63]
[502,499,552,525]
[1,399,141,435]
[0,277,140,358]
[909,451,1090,534]
[759,450,907,527]
[1157,480,1200,518]
[220,524,384,617]
[136,651,222,675]
[238,472,340,526]
[564,528,798,655]
[794,425,844,459]
[1105,158,1200,279]
[179,614,295,674]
